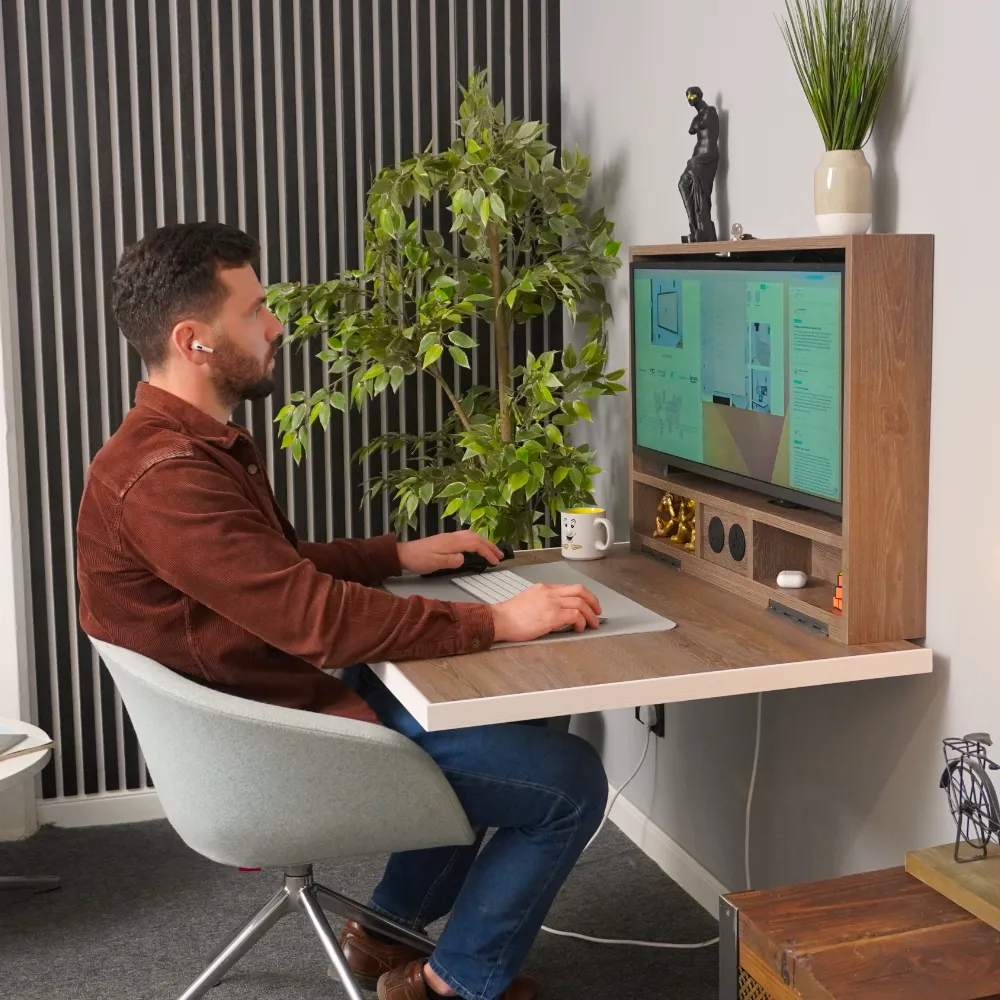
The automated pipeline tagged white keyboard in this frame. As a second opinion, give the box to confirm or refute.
[451,569,534,604]
[451,569,607,631]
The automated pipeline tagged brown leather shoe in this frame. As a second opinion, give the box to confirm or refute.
[336,921,427,991]
[376,958,538,1000]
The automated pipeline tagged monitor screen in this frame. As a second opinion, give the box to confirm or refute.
[631,261,843,511]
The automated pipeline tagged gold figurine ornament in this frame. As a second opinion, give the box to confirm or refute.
[653,492,696,551]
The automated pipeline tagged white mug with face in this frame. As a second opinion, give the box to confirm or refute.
[560,507,615,560]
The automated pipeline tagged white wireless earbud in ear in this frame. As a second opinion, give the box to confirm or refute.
[191,341,214,354]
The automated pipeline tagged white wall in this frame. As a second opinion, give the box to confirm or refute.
[0,44,37,837]
[563,0,1000,891]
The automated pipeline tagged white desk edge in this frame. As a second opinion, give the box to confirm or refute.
[371,645,932,732]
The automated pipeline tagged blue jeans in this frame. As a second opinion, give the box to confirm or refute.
[343,666,607,1000]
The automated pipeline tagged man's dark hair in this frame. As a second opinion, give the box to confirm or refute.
[110,222,259,369]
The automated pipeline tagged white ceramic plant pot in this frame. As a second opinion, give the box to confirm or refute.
[814,149,873,235]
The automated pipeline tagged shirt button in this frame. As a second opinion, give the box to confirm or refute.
[247,464,259,475]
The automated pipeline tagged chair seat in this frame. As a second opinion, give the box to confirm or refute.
[89,639,475,868]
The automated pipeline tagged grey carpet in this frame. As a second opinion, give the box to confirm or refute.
[0,820,718,999]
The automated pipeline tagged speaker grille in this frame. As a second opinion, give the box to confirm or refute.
[738,969,774,1000]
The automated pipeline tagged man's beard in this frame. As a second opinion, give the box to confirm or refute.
[209,335,279,407]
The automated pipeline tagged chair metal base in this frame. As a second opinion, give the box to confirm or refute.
[178,865,434,1000]
[0,875,61,892]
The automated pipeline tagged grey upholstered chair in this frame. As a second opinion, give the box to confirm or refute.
[90,639,474,1000]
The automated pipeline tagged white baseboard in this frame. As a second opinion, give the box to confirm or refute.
[607,785,729,916]
[36,788,165,828]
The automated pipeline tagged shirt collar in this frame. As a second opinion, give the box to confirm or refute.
[134,382,246,448]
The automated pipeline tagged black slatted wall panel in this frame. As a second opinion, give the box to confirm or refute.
[0,0,560,805]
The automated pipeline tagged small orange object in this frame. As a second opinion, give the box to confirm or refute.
[833,572,843,612]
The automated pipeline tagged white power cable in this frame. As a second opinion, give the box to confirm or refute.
[745,692,763,891]
[540,695,764,949]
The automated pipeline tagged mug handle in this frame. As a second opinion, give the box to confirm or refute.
[595,517,615,551]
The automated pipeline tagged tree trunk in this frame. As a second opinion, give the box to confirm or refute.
[487,222,511,443]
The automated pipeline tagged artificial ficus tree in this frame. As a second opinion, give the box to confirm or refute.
[268,71,624,546]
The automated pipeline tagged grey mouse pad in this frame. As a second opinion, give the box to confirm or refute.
[384,560,676,648]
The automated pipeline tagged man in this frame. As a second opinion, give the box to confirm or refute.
[77,222,608,1000]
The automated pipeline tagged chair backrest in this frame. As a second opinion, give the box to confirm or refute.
[90,639,474,869]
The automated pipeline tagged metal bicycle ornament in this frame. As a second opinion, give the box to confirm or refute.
[940,733,1000,862]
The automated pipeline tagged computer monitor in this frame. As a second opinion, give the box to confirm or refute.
[630,259,844,515]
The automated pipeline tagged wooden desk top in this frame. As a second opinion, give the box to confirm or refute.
[729,867,1000,1000]
[372,547,931,731]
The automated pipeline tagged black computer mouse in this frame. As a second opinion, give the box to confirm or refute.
[422,539,515,577]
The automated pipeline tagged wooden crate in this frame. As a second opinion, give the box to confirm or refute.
[720,867,1000,1000]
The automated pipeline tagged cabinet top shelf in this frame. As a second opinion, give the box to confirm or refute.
[632,468,843,548]
[630,233,933,259]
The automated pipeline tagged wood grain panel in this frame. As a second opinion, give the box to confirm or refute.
[811,542,842,587]
[701,504,750,577]
[842,235,933,643]
[635,532,844,638]
[632,465,843,547]
[906,844,1000,934]
[753,522,811,583]
[630,236,856,258]
[391,547,913,706]
[733,867,1000,1000]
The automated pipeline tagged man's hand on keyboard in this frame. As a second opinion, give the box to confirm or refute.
[490,584,603,642]
[397,530,503,575]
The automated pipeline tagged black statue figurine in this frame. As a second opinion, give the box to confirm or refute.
[678,86,719,243]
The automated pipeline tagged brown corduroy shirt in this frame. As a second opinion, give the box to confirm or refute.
[77,383,494,723]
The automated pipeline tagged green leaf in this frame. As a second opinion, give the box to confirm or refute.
[443,497,463,517]
[362,363,385,381]
[448,330,477,348]
[422,344,443,369]
[536,525,556,539]
[389,366,405,391]
[569,467,583,488]
[516,120,539,140]
[449,346,470,368]
[573,400,592,421]
[483,166,506,184]
[405,494,419,518]
[508,470,530,492]
[479,196,491,225]
[330,391,346,411]
[545,423,563,445]
[438,481,465,498]
[470,507,486,522]
[489,193,506,221]
[292,438,303,463]
[552,466,570,485]
[418,482,434,505]
[562,343,577,368]
[418,332,438,355]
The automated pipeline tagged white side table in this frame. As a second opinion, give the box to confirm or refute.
[0,718,59,892]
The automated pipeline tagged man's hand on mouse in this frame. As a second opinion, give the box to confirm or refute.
[491,584,603,642]
[397,530,503,576]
